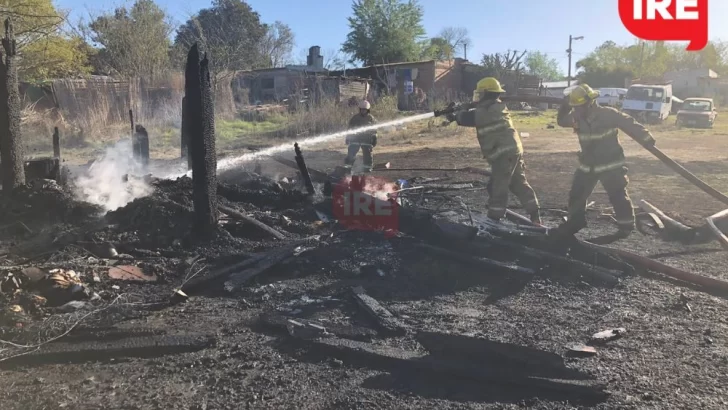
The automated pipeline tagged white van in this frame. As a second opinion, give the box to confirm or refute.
[621,84,673,123]
[596,88,627,108]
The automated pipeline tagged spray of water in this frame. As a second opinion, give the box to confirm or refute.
[72,139,154,211]
[162,112,434,179]
[69,113,433,213]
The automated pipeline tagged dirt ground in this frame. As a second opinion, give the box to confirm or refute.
[2,109,728,409]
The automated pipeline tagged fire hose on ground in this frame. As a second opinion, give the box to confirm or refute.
[433,94,728,245]
[431,94,728,291]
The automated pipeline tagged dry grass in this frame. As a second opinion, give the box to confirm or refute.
[20,88,402,164]
[213,95,402,151]
[20,73,239,159]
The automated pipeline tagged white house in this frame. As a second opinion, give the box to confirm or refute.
[664,68,719,97]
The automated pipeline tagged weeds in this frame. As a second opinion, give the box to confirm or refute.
[20,81,404,163]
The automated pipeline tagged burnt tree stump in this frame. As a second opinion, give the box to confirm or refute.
[0,19,24,191]
[52,127,60,158]
[128,109,134,138]
[133,124,150,168]
[184,44,218,235]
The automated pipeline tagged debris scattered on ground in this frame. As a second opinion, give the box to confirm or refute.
[351,286,407,335]
[589,328,627,345]
[566,344,598,357]
[2,143,728,409]
[107,265,157,282]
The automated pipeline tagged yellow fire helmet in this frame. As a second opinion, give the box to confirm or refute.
[569,84,600,106]
[473,77,505,102]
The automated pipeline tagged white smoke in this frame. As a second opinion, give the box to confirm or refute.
[73,139,154,212]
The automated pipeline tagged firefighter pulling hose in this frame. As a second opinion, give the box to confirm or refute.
[433,81,728,240]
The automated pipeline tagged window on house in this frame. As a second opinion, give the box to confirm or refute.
[261,78,275,89]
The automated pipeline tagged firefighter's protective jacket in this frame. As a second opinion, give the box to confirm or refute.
[346,113,378,146]
[557,104,655,173]
[455,99,523,161]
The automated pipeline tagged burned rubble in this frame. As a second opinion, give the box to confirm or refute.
[1,140,728,408]
[1,58,727,406]
[0,141,638,393]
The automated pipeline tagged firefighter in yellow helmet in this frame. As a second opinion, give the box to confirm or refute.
[450,77,541,224]
[555,84,656,238]
[344,100,378,172]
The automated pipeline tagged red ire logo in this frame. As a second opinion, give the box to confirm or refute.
[619,0,708,50]
[332,175,399,237]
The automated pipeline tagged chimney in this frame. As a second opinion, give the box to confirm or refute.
[307,46,323,70]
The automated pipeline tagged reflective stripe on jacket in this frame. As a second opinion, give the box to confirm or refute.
[557,104,654,171]
[457,99,522,162]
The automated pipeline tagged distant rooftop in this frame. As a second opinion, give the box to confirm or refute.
[541,80,577,89]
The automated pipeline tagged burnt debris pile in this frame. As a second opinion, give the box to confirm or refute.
[0,179,103,230]
[0,153,635,343]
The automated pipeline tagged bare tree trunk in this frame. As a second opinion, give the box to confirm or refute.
[184,43,218,236]
[0,19,24,191]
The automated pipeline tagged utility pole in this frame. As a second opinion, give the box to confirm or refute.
[638,41,646,78]
[567,35,584,87]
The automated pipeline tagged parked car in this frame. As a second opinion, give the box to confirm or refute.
[596,87,627,108]
[670,96,684,115]
[676,97,717,128]
[622,84,673,124]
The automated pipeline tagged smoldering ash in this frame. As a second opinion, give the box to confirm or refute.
[72,139,154,212]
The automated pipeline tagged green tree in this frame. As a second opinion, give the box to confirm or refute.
[577,67,633,88]
[174,0,267,80]
[342,0,426,66]
[21,35,92,82]
[1,0,63,47]
[524,51,563,81]
[576,39,728,80]
[258,21,294,68]
[420,37,453,61]
[1,0,92,81]
[84,0,173,77]
[580,41,628,70]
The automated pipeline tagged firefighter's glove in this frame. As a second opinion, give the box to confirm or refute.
[445,112,457,123]
[643,136,656,147]
[371,134,377,147]
[345,136,351,145]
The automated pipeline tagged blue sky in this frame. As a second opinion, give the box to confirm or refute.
[59,0,728,72]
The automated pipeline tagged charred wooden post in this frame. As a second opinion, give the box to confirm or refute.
[294,143,315,195]
[180,96,190,168]
[52,127,60,158]
[218,204,286,240]
[0,19,25,190]
[185,44,218,235]
[350,286,406,335]
[133,124,150,168]
[128,109,134,140]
